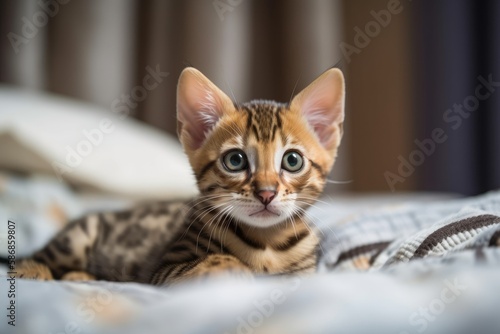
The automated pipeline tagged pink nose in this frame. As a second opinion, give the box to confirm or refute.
[256,190,276,205]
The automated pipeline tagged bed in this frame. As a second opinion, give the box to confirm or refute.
[1,88,499,334]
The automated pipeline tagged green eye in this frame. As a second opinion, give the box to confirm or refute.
[223,150,248,172]
[282,151,303,172]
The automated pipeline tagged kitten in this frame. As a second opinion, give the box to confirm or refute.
[15,67,345,285]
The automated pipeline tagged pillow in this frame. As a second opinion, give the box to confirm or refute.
[0,86,197,199]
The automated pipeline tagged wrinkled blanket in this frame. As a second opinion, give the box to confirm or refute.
[316,191,500,272]
[1,173,500,334]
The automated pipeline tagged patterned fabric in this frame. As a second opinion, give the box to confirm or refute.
[1,174,500,334]
[1,249,500,334]
[0,172,130,257]
[316,190,500,272]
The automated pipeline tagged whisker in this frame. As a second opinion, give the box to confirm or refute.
[196,203,228,253]
[205,205,232,252]
[192,194,233,207]
[223,73,238,104]
[293,199,327,213]
[290,206,329,257]
[189,196,230,220]
[181,201,227,242]
[219,206,234,252]
[222,220,234,254]
[293,205,346,254]
[288,72,302,106]
[294,196,331,206]
[325,179,353,184]
[290,214,298,239]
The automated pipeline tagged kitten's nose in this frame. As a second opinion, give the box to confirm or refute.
[256,190,276,205]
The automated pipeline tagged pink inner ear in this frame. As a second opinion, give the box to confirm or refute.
[314,123,332,146]
[177,69,230,150]
[181,113,211,150]
[179,97,222,150]
[295,69,345,149]
[302,94,343,149]
[306,111,336,150]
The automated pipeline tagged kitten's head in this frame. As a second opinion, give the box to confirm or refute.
[177,68,345,228]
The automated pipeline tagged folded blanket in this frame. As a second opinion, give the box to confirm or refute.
[1,179,500,334]
[1,249,499,334]
[316,190,500,271]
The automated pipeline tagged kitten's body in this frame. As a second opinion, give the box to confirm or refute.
[28,197,317,283]
[16,68,345,285]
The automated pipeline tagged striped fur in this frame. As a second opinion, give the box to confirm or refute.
[16,67,345,285]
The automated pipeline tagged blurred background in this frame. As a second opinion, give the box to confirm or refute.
[2,3,500,333]
[1,0,500,198]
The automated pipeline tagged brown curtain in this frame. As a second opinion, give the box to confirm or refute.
[1,0,341,129]
[1,0,417,193]
[341,0,415,192]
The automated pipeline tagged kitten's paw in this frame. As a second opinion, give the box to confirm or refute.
[61,271,96,281]
[205,268,254,282]
[194,254,254,282]
[16,260,53,281]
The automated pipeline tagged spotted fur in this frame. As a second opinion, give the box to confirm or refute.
[17,67,345,285]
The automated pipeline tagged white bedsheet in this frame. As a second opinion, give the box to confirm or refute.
[1,172,499,334]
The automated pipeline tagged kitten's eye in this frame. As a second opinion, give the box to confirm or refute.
[282,151,303,172]
[223,150,248,172]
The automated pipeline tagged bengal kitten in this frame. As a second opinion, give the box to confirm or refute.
[15,67,345,285]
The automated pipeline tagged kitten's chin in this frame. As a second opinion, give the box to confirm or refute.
[232,210,289,228]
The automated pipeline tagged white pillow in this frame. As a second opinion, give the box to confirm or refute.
[0,86,198,199]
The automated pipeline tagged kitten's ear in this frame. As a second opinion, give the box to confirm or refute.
[177,67,233,150]
[290,68,345,151]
